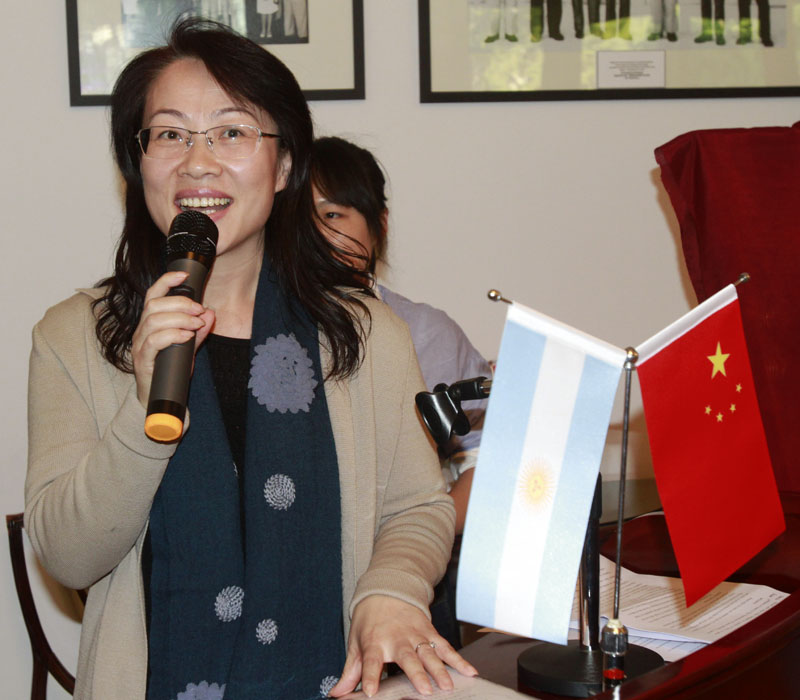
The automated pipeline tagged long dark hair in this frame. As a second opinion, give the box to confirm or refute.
[310,136,389,274]
[95,17,370,378]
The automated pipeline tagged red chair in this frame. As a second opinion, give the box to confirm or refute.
[6,512,80,699]
[655,123,800,495]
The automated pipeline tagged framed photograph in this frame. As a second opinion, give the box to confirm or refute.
[419,0,800,101]
[66,0,364,105]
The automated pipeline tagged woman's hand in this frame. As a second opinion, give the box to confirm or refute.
[329,595,478,698]
[130,270,215,408]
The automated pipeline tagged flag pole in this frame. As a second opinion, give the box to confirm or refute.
[578,475,602,653]
[601,347,640,689]
[487,289,512,304]
[614,347,637,619]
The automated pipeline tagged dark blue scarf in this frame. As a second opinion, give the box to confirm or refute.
[147,258,345,700]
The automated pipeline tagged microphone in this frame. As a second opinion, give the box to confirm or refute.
[144,211,218,442]
[415,376,491,447]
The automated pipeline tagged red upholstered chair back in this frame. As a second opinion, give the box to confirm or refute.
[655,123,800,494]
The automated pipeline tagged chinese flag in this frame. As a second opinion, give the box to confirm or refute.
[637,284,785,605]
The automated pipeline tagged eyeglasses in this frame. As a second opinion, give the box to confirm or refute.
[136,124,280,159]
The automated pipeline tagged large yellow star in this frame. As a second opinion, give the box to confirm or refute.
[707,342,730,379]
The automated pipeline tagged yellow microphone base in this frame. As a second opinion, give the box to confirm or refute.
[145,413,183,442]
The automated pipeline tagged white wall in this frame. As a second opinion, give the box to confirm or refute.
[1,2,795,697]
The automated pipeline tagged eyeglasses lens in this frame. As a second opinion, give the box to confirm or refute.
[138,125,263,159]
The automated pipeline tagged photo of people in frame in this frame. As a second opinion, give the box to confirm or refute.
[469,0,778,47]
[120,0,310,49]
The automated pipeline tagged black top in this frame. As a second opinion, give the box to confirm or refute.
[206,333,251,474]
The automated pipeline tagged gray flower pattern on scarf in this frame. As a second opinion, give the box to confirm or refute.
[319,675,339,697]
[256,618,279,645]
[263,473,296,510]
[249,333,317,413]
[175,681,226,700]
[214,586,244,622]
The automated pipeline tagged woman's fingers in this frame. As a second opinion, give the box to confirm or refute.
[135,272,205,353]
[359,647,392,697]
[394,641,435,695]
[427,637,478,681]
[193,308,216,348]
[136,309,207,346]
[131,271,209,407]
[137,323,200,357]
[142,270,192,303]
[400,634,478,695]
[414,640,455,692]
[328,650,362,697]
[140,272,207,327]
[329,596,478,697]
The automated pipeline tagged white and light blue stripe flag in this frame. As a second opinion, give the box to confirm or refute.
[456,302,625,645]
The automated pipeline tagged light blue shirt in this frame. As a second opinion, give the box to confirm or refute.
[379,285,492,474]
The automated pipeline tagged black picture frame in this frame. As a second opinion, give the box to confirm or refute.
[419,0,800,102]
[66,0,364,106]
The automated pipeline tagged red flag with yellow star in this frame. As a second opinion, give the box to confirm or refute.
[637,284,785,605]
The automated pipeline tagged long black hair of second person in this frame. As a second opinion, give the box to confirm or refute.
[311,136,389,274]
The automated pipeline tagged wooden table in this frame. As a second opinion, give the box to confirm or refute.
[460,493,800,699]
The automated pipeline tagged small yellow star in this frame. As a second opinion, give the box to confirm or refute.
[716,413,724,422]
[730,404,736,413]
[736,383,742,393]
[704,405,712,415]
[707,342,730,379]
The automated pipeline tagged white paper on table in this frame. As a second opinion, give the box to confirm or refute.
[627,634,707,662]
[337,667,535,699]
[570,555,789,644]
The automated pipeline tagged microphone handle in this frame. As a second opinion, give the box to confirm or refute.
[144,257,211,442]
[164,256,213,304]
[449,376,491,402]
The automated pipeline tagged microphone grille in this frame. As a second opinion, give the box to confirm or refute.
[166,210,219,256]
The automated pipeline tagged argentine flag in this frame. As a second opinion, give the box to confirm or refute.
[457,302,625,644]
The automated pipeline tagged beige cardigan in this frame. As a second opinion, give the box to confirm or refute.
[25,288,454,700]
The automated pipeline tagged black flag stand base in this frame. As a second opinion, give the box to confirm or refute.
[517,640,663,697]
[516,352,664,697]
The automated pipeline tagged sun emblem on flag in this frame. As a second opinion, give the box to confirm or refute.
[518,460,555,510]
